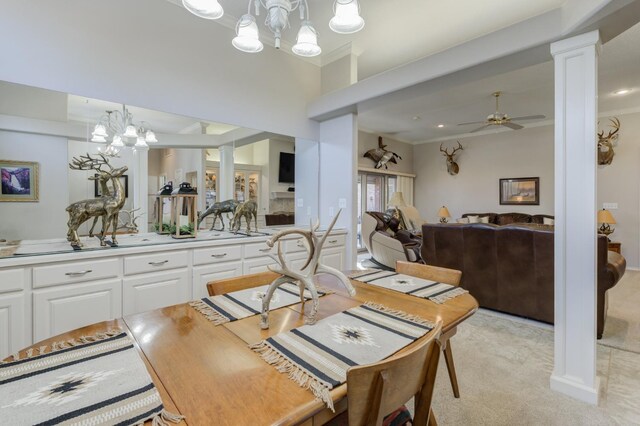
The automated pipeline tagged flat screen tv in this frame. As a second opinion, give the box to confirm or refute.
[278,152,295,183]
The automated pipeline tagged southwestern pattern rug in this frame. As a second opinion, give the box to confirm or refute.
[350,270,468,304]
[0,330,184,425]
[190,282,329,325]
[251,302,436,411]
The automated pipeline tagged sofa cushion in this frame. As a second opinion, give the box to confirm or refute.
[496,213,532,225]
[543,217,555,225]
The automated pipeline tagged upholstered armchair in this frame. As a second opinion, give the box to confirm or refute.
[362,211,422,269]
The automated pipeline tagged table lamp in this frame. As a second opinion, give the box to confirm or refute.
[598,208,616,240]
[388,192,407,208]
[438,206,451,223]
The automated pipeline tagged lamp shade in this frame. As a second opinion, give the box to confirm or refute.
[292,21,322,57]
[598,209,616,224]
[388,192,407,208]
[145,130,158,143]
[123,125,138,138]
[329,0,365,34]
[111,135,124,147]
[438,206,451,218]
[92,123,108,138]
[232,15,263,53]
[135,136,148,148]
[182,0,223,20]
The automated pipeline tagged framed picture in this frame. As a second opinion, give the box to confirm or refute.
[499,177,539,205]
[0,160,39,202]
[94,174,129,198]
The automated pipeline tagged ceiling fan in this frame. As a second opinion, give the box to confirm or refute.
[457,91,545,133]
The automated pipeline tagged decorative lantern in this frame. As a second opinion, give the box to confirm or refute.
[170,182,198,239]
[153,182,173,234]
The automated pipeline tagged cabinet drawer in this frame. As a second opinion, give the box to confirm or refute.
[193,245,242,266]
[0,269,25,293]
[284,237,306,254]
[322,234,346,248]
[124,251,188,275]
[33,259,119,289]
[244,241,275,258]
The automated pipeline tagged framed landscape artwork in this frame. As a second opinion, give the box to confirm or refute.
[0,160,39,202]
[94,174,129,198]
[499,177,539,205]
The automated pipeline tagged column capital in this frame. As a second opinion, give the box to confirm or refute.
[551,30,600,57]
[218,144,234,153]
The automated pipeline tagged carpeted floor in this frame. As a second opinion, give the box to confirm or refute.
[599,270,640,353]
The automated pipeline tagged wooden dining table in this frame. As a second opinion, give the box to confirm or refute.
[11,274,478,426]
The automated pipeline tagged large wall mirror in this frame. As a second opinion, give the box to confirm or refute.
[0,81,319,256]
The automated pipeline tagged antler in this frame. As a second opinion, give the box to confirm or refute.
[440,141,464,157]
[69,153,113,172]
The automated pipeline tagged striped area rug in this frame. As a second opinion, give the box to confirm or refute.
[350,270,468,304]
[251,302,435,411]
[190,282,329,325]
[0,331,183,425]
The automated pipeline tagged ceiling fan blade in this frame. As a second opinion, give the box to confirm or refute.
[470,124,492,133]
[502,122,524,130]
[510,114,546,121]
[458,120,488,126]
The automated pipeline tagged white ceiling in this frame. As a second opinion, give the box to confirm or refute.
[358,21,640,144]
[170,0,565,80]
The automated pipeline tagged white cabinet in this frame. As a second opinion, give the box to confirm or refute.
[123,269,189,316]
[192,261,243,299]
[0,292,26,360]
[243,256,278,274]
[320,247,345,271]
[33,279,122,342]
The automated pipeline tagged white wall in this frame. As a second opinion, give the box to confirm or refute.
[358,131,414,174]
[0,0,320,140]
[0,131,69,240]
[0,81,67,122]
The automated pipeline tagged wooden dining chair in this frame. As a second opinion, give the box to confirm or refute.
[396,261,463,399]
[206,271,280,296]
[326,322,443,426]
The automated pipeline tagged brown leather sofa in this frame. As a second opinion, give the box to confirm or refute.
[421,223,626,338]
[462,212,555,225]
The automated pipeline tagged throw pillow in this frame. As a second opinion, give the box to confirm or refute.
[543,217,555,225]
[479,216,490,223]
[467,215,479,223]
[457,217,470,224]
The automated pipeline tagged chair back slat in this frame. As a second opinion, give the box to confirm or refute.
[206,271,280,296]
[396,261,461,287]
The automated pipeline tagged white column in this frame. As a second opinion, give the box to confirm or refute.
[319,114,358,269]
[294,138,319,227]
[133,146,149,232]
[218,144,234,202]
[550,30,600,405]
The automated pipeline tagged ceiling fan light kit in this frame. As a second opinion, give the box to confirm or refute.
[457,91,545,133]
[182,0,364,57]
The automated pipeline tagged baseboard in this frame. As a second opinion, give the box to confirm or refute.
[550,374,600,405]
[626,266,640,272]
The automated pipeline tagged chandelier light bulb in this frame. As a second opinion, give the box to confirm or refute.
[145,130,158,143]
[232,14,263,53]
[135,135,149,148]
[123,125,138,138]
[292,21,321,57]
[111,135,124,147]
[182,0,223,19]
[329,0,365,34]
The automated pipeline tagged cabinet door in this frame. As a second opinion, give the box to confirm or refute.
[123,269,189,316]
[33,279,122,343]
[243,256,278,275]
[0,292,26,360]
[192,261,243,299]
[286,251,313,271]
[320,247,345,271]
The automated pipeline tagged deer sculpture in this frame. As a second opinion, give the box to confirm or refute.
[197,199,238,231]
[440,141,464,175]
[598,118,620,166]
[231,200,258,235]
[66,154,128,247]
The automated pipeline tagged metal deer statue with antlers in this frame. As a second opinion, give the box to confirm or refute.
[440,141,464,175]
[259,210,356,329]
[598,118,620,166]
[66,154,128,247]
[364,136,402,169]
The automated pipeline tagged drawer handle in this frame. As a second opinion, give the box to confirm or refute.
[149,260,169,266]
[328,239,338,244]
[65,270,92,277]
[259,248,271,252]
[296,242,305,247]
[211,253,228,258]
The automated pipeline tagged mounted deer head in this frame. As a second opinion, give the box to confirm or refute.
[598,118,620,166]
[440,141,463,175]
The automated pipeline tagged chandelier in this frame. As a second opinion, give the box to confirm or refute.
[90,105,158,155]
[181,0,365,57]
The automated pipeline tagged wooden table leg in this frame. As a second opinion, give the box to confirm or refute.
[428,408,438,426]
[443,342,460,398]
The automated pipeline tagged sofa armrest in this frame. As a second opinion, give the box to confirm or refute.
[607,251,626,285]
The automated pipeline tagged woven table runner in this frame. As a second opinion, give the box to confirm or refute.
[190,282,330,325]
[250,302,435,411]
[0,331,184,426]
[349,270,468,304]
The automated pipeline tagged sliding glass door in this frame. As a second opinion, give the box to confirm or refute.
[357,172,398,250]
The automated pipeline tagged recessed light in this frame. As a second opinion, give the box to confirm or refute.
[412,115,421,121]
[614,89,631,95]
[437,124,445,128]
